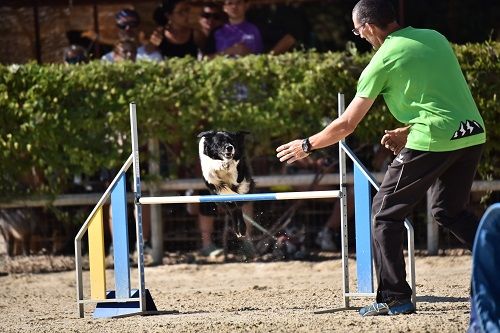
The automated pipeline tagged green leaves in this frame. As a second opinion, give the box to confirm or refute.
[0,43,498,199]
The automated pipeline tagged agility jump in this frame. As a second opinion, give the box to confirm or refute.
[74,93,415,318]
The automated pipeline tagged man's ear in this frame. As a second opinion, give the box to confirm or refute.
[365,22,377,35]
[198,131,215,138]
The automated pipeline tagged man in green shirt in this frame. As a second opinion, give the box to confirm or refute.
[276,0,485,316]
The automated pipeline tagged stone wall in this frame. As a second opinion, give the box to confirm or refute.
[0,2,164,64]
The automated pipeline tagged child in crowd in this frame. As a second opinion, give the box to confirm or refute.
[215,0,263,56]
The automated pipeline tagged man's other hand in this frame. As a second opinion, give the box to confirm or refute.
[381,125,411,155]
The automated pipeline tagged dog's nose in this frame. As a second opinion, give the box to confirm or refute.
[225,145,234,153]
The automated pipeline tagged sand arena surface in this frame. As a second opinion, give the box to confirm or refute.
[0,254,471,332]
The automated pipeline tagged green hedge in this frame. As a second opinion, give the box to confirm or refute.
[0,42,498,199]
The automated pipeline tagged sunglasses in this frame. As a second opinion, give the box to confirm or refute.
[200,12,223,20]
[116,21,139,30]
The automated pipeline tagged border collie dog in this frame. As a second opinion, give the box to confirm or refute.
[198,131,255,237]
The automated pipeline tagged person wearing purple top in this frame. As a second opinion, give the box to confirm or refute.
[215,0,263,56]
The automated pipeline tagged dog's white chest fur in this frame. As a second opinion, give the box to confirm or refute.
[199,138,251,195]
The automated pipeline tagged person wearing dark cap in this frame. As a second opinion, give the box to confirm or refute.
[102,8,162,62]
[150,0,198,58]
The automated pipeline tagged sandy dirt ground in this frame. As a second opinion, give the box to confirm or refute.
[0,253,472,333]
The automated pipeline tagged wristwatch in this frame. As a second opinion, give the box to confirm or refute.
[301,137,312,154]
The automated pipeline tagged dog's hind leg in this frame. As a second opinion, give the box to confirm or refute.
[231,208,246,238]
[221,203,237,237]
[221,202,243,238]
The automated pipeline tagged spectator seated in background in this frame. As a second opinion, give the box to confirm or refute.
[185,192,221,257]
[66,30,113,60]
[215,0,263,56]
[63,45,88,64]
[280,147,352,252]
[247,3,309,55]
[195,1,227,59]
[151,0,198,59]
[101,8,162,62]
[111,39,137,62]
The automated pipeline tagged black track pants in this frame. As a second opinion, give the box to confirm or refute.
[371,144,484,303]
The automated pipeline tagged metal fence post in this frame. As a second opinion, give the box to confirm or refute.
[148,138,163,265]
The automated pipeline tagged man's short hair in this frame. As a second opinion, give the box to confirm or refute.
[352,0,397,29]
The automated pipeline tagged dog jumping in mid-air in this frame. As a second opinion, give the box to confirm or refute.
[197,130,255,237]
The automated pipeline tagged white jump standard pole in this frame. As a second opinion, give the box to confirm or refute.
[337,92,351,308]
[130,102,148,313]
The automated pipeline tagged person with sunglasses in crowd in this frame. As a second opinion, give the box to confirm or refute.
[102,8,162,62]
[194,2,227,59]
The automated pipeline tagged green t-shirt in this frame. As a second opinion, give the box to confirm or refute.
[356,27,486,152]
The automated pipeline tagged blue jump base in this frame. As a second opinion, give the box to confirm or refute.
[93,289,157,319]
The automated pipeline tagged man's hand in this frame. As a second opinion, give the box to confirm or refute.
[276,139,310,164]
[381,125,411,155]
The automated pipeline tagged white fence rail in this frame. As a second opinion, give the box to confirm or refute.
[1,175,499,255]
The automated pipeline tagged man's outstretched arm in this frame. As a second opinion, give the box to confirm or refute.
[276,96,375,164]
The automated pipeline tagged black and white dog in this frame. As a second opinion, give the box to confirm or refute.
[197,131,255,237]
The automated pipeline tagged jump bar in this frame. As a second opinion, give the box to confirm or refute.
[139,190,341,205]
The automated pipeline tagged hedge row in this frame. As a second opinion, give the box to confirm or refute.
[0,41,498,199]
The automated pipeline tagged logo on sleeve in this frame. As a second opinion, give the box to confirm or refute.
[450,120,484,140]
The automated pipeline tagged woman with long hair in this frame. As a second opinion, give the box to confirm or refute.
[150,0,198,58]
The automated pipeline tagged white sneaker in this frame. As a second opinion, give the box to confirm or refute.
[200,243,223,257]
[316,228,338,251]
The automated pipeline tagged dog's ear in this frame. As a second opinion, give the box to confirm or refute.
[197,131,215,138]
